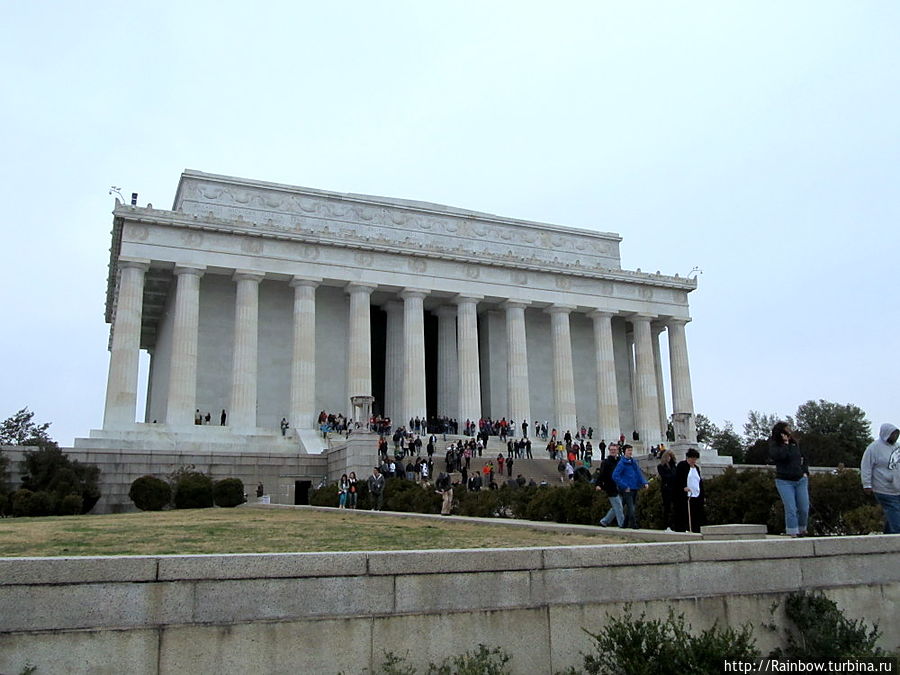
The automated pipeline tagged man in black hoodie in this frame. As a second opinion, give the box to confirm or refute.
[596,443,624,527]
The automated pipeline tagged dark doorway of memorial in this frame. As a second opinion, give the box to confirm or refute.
[294,480,312,505]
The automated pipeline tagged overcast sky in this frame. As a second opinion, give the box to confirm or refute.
[2,1,897,446]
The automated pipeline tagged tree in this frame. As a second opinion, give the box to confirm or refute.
[794,400,872,467]
[711,422,745,463]
[20,446,102,514]
[0,408,58,449]
[694,414,719,444]
[743,410,793,445]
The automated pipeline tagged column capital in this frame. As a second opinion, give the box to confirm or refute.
[628,312,657,323]
[545,304,577,315]
[433,304,458,318]
[587,309,616,320]
[290,275,321,289]
[454,294,483,305]
[400,288,429,300]
[173,264,206,277]
[233,269,265,283]
[345,282,378,295]
[382,299,404,312]
[666,317,692,328]
[118,257,151,272]
[503,300,531,311]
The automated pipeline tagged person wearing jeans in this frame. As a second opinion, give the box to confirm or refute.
[769,422,809,536]
[612,444,649,528]
[861,422,900,534]
[596,444,624,527]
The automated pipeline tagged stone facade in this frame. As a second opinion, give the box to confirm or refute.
[93,170,699,454]
[1,533,897,673]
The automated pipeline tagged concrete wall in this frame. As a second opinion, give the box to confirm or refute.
[0,536,897,674]
[2,446,329,514]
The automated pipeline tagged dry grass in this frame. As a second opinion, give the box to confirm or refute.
[0,506,623,557]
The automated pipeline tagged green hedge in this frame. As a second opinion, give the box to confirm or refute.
[309,468,883,536]
[129,475,172,511]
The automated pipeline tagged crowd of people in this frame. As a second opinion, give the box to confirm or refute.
[325,413,900,537]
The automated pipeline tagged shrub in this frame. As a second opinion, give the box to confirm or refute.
[213,478,245,507]
[309,481,339,507]
[376,644,511,674]
[581,606,758,674]
[637,478,664,529]
[704,467,780,532]
[129,475,172,511]
[383,478,439,513]
[455,488,501,517]
[770,591,884,659]
[59,493,83,515]
[841,504,884,535]
[173,471,214,509]
[807,470,870,535]
[10,489,33,517]
[27,491,55,517]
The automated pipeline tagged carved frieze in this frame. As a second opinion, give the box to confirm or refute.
[180,175,624,275]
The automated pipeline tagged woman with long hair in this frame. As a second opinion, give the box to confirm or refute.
[769,421,809,536]
[338,473,349,509]
[347,472,358,509]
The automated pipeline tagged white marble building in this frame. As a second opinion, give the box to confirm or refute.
[93,170,699,455]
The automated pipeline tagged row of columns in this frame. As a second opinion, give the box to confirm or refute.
[103,261,696,445]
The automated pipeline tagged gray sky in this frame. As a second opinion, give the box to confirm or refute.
[2,1,897,446]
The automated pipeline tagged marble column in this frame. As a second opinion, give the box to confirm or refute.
[504,301,531,436]
[456,295,482,428]
[103,259,149,429]
[383,300,404,422]
[626,330,636,428]
[229,270,265,432]
[165,265,205,427]
[631,314,660,446]
[652,323,668,438]
[435,305,458,421]
[289,277,319,430]
[346,283,376,422]
[400,288,428,428]
[589,310,620,444]
[546,305,577,435]
[667,318,698,444]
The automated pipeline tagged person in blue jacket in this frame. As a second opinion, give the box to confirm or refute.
[612,444,649,528]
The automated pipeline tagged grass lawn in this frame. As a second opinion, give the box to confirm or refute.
[0,506,623,557]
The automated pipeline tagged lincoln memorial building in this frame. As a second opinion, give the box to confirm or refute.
[91,170,699,460]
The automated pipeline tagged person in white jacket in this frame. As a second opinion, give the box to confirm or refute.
[860,422,900,534]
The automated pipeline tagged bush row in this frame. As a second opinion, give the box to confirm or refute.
[310,468,884,535]
[129,472,245,511]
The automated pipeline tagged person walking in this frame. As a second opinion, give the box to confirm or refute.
[436,471,453,515]
[597,444,624,527]
[367,466,385,511]
[860,422,900,534]
[612,444,648,528]
[769,422,809,537]
[657,450,678,531]
[673,448,704,532]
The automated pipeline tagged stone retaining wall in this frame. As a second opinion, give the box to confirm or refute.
[1,536,898,674]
